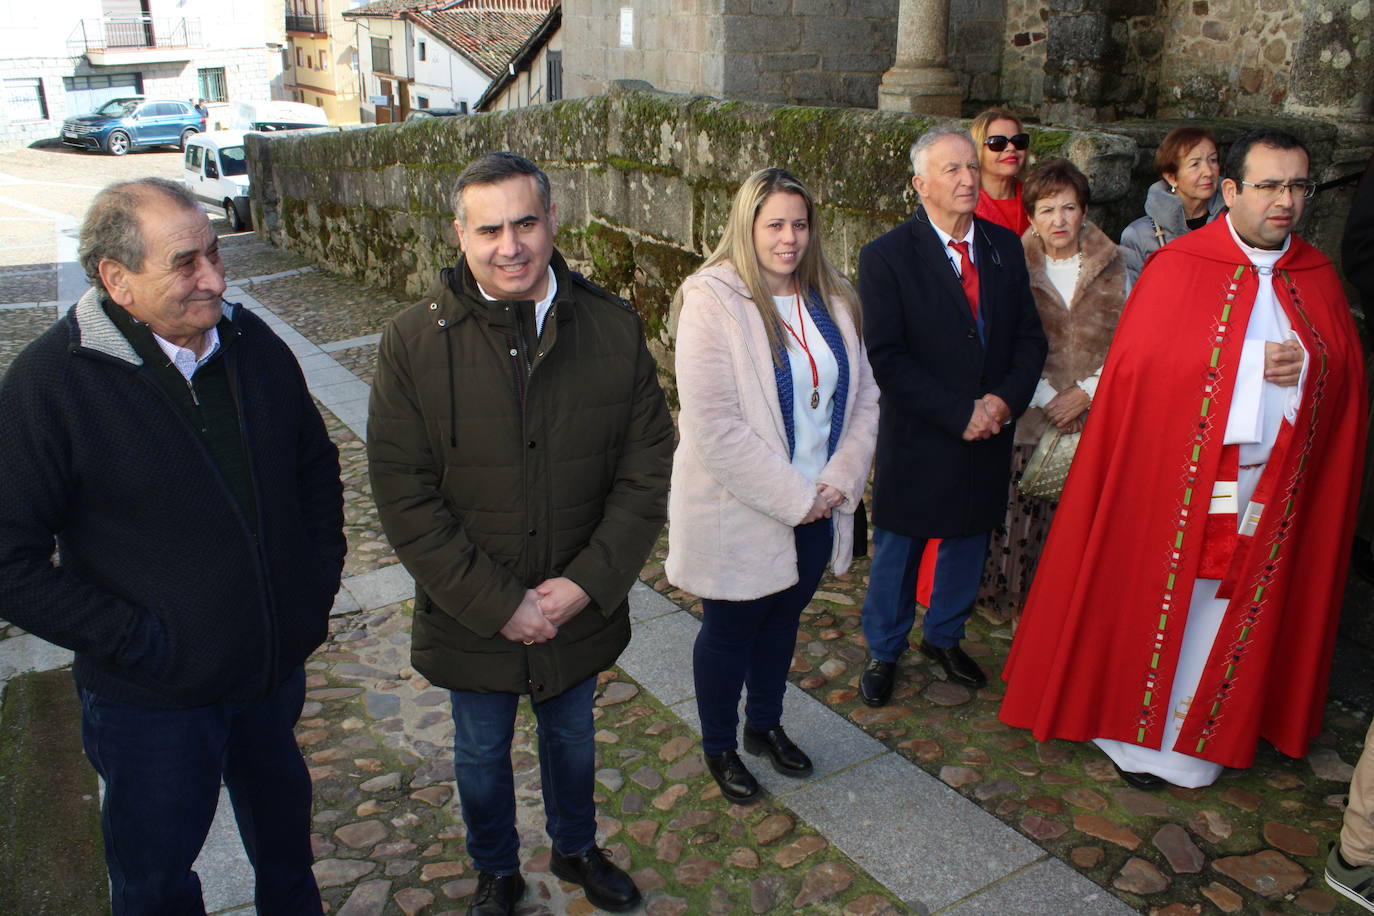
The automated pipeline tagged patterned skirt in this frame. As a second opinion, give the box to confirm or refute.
[978,443,1057,624]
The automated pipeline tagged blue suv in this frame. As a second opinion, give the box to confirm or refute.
[61,97,206,156]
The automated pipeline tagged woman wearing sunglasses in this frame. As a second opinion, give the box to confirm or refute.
[1119,125,1225,287]
[971,107,1032,236]
[666,168,879,803]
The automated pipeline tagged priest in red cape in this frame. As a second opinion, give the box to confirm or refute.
[999,128,1368,789]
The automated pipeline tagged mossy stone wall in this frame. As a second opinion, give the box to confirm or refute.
[247,85,1353,399]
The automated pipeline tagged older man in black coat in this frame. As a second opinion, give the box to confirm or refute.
[858,127,1047,704]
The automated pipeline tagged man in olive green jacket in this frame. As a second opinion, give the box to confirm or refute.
[368,152,673,916]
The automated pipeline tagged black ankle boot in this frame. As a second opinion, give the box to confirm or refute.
[742,724,813,777]
[704,749,761,802]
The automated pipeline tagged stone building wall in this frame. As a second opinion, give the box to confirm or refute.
[949,0,1009,108]
[562,0,901,109]
[999,0,1372,134]
[246,85,1359,401]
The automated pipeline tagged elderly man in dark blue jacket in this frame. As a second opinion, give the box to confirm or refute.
[0,177,345,914]
[858,127,1046,705]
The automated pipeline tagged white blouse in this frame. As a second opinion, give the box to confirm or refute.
[773,293,839,482]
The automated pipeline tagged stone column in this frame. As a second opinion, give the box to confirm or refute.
[877,0,962,115]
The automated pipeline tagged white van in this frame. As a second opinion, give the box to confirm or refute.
[183,130,252,231]
[227,100,328,132]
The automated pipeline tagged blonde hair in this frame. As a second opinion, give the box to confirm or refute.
[675,168,859,365]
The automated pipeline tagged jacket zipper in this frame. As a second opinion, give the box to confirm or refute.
[509,307,556,587]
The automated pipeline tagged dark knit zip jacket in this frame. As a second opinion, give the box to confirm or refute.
[0,289,345,706]
[368,251,673,700]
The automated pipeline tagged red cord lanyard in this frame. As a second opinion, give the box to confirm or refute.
[781,283,820,409]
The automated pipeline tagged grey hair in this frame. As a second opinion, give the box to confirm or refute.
[908,125,975,177]
[79,177,200,292]
[452,151,552,224]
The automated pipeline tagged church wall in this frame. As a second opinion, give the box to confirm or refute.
[243,86,1357,407]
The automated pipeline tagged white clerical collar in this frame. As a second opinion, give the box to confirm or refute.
[1226,214,1289,269]
[475,266,558,335]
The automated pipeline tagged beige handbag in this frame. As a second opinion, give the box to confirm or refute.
[1017,428,1081,502]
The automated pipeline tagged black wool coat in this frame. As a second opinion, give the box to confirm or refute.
[0,291,345,707]
[860,208,1048,537]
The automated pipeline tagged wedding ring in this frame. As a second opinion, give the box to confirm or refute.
[523,639,534,646]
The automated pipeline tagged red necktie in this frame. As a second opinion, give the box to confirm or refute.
[948,239,979,320]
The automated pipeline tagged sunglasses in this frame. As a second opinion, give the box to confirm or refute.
[984,133,1030,152]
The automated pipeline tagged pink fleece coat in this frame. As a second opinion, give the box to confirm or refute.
[666,261,881,601]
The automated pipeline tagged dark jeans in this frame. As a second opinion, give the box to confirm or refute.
[449,675,597,874]
[861,527,990,660]
[694,519,832,755]
[78,666,321,916]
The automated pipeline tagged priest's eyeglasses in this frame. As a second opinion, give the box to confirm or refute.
[984,133,1030,152]
[1237,179,1318,199]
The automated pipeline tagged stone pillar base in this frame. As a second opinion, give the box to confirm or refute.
[877,66,962,116]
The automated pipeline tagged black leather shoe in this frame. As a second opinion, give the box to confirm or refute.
[549,845,642,912]
[859,657,896,707]
[743,724,814,777]
[467,871,526,916]
[704,749,762,803]
[1112,760,1167,791]
[918,639,988,689]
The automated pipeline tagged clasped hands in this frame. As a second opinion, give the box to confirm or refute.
[499,576,589,645]
[802,483,845,524]
[962,393,1011,441]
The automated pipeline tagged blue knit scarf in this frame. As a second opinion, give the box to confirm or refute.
[772,288,850,462]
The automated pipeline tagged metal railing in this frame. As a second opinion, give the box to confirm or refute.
[286,11,327,33]
[68,16,201,53]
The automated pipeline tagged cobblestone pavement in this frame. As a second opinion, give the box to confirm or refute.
[645,550,1369,916]
[1,222,1370,914]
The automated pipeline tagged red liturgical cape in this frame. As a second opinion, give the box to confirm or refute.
[999,218,1367,768]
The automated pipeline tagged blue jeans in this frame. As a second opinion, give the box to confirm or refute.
[449,676,597,874]
[78,666,321,916]
[861,527,990,660]
[694,519,832,755]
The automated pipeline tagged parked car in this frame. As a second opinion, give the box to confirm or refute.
[183,130,251,231]
[405,106,467,121]
[61,97,206,156]
[227,100,329,132]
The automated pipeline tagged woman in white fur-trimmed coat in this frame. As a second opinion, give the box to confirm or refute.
[667,168,879,804]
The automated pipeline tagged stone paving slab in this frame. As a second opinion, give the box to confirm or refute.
[941,858,1138,916]
[327,396,371,432]
[616,611,704,708]
[297,351,347,374]
[311,377,373,405]
[339,564,414,616]
[322,333,384,353]
[195,788,254,914]
[0,634,73,685]
[300,363,365,388]
[671,684,890,797]
[628,580,679,624]
[783,753,1045,913]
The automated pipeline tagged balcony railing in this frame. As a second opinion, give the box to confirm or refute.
[68,16,201,54]
[286,11,327,33]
